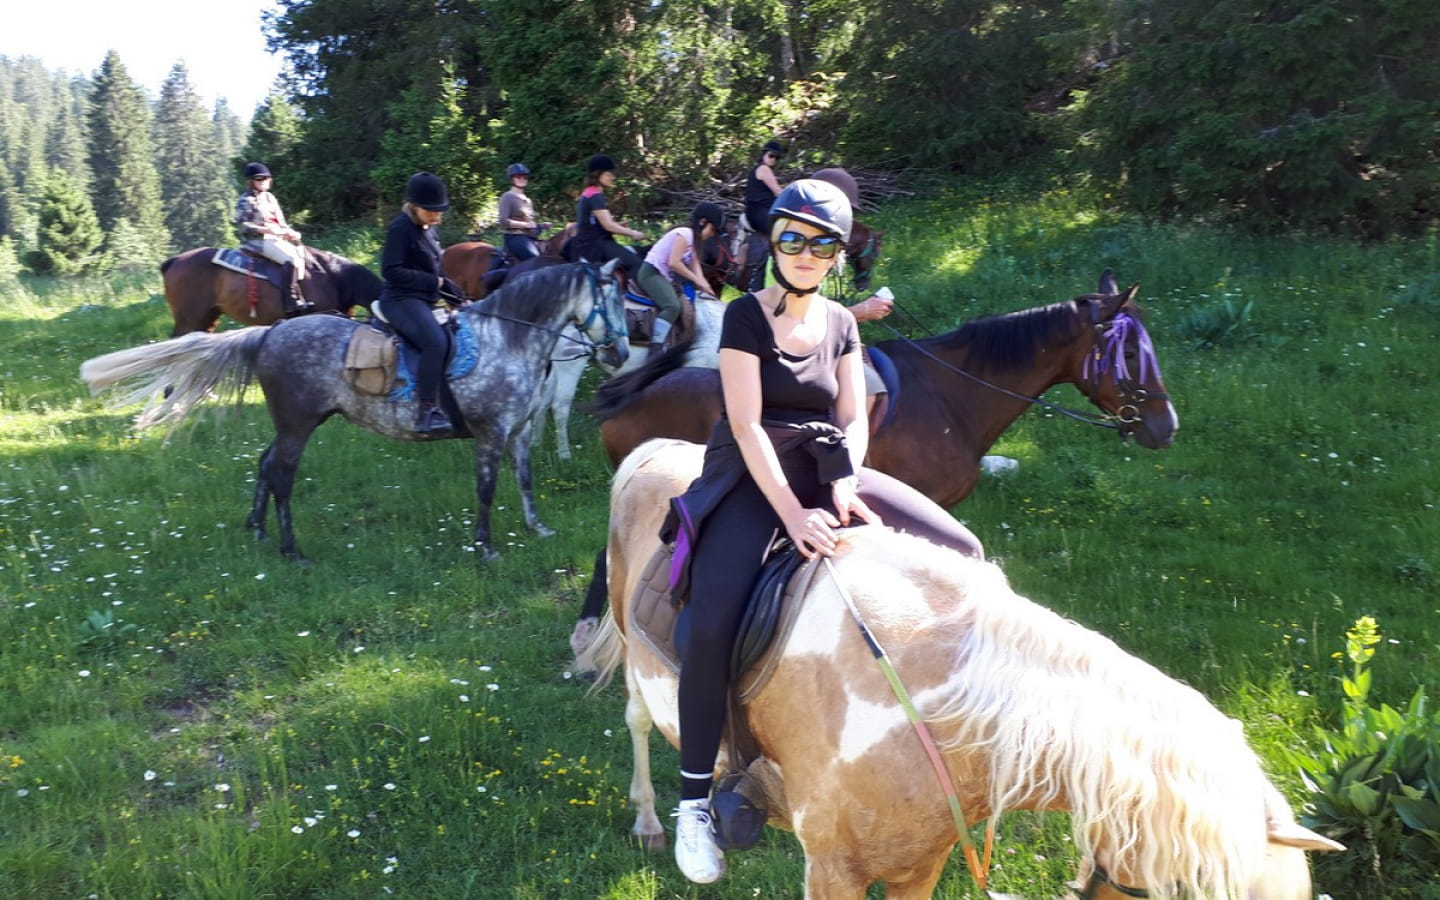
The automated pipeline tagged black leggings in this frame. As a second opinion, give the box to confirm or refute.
[383,296,447,404]
[676,466,982,798]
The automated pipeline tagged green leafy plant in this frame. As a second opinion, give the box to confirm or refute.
[1174,298,1261,349]
[1294,617,1440,893]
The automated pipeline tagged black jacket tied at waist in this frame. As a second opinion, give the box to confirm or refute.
[660,418,854,602]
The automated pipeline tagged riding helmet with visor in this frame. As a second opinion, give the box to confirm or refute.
[692,202,726,235]
[244,162,272,180]
[586,154,616,174]
[405,171,451,212]
[507,163,531,178]
[769,179,852,243]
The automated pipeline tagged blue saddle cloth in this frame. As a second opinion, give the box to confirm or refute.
[211,248,282,286]
[388,317,481,402]
[866,345,902,428]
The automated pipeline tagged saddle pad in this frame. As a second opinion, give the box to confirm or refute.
[388,316,482,402]
[626,542,821,704]
[343,327,399,396]
[211,248,280,285]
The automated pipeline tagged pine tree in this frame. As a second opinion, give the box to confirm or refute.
[237,92,303,181]
[25,168,106,275]
[211,98,249,167]
[154,63,231,248]
[86,50,169,258]
[372,68,490,226]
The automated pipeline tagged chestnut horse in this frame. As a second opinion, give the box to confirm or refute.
[441,224,576,300]
[579,438,1343,899]
[594,269,1177,506]
[161,247,382,336]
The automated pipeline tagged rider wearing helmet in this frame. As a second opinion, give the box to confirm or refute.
[376,172,466,434]
[235,161,311,314]
[633,202,726,350]
[664,178,983,886]
[497,163,545,262]
[569,154,644,277]
[743,139,785,234]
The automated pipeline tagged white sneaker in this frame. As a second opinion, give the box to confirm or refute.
[672,799,726,884]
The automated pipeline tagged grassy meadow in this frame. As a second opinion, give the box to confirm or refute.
[1,175,1437,899]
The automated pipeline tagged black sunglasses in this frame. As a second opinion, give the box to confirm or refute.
[774,230,843,259]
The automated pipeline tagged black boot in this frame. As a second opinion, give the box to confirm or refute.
[281,262,313,316]
[416,399,453,434]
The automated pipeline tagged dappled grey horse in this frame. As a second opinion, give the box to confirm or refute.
[81,261,628,562]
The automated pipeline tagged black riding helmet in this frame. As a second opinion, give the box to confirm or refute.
[769,179,852,242]
[405,172,451,212]
[586,154,616,174]
[761,139,785,158]
[692,202,726,235]
[810,167,860,209]
[243,161,271,180]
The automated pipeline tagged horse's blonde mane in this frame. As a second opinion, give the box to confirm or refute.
[833,530,1272,900]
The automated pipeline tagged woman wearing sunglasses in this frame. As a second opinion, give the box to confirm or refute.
[664,179,984,884]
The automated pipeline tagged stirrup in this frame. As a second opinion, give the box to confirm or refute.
[416,405,453,434]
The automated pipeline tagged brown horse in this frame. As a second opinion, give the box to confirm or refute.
[594,269,1177,507]
[161,247,383,337]
[580,437,1343,899]
[441,223,577,300]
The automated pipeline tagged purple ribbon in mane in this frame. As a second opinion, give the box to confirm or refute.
[1083,310,1158,388]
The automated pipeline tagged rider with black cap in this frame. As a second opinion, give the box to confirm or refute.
[376,172,466,434]
[236,161,311,314]
[569,154,645,278]
[498,163,545,262]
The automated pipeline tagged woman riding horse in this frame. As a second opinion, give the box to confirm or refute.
[666,179,984,884]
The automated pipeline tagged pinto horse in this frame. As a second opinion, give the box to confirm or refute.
[161,246,382,336]
[594,269,1176,506]
[81,262,628,562]
[579,438,1343,899]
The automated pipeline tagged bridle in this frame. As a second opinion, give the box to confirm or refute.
[876,303,1166,436]
[470,263,628,361]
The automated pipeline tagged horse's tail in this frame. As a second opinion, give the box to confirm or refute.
[577,610,625,693]
[80,329,270,431]
[586,333,700,421]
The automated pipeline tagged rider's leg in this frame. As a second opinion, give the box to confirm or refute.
[633,263,683,350]
[386,297,453,433]
[503,233,540,262]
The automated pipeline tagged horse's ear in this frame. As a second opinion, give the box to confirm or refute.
[600,258,620,278]
[1098,268,1118,295]
[1122,284,1140,307]
[1267,821,1345,853]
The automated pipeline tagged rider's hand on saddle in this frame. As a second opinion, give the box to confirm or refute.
[783,506,842,559]
[440,277,466,305]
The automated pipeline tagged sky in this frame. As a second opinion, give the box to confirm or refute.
[2,0,287,117]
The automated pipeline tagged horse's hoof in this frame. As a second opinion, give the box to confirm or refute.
[472,543,500,563]
[635,831,667,851]
[570,617,599,658]
[534,523,556,538]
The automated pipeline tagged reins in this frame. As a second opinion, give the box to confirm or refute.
[872,301,1166,432]
[468,264,627,362]
[824,555,1154,899]
[822,557,996,891]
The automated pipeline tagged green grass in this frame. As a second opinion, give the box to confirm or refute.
[1,176,1437,898]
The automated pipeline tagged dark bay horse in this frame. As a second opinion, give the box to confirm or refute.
[161,246,383,336]
[595,269,1176,506]
[567,270,1177,658]
[82,262,629,562]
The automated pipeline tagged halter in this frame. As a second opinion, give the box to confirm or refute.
[876,304,1166,434]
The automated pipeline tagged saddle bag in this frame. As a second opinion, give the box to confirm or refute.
[343,327,399,396]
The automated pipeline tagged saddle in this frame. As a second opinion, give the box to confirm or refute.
[210,247,283,287]
[340,316,481,406]
[627,538,819,850]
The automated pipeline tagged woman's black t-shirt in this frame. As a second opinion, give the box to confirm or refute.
[718,293,858,424]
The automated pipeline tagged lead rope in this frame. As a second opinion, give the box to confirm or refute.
[823,558,996,891]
